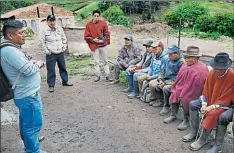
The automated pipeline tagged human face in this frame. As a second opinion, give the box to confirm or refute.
[169,52,180,61]
[125,38,132,46]
[47,19,56,29]
[153,46,162,56]
[146,46,153,54]
[213,69,227,77]
[93,13,100,23]
[9,27,26,45]
[185,56,197,66]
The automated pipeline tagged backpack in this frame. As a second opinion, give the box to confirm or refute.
[0,42,20,102]
[140,80,151,103]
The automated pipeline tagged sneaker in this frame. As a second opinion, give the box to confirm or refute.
[48,87,54,93]
[40,149,48,153]
[62,82,73,86]
[39,135,45,142]
[106,76,113,82]
[94,76,100,82]
[110,79,120,85]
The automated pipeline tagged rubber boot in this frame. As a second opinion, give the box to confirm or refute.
[177,110,190,131]
[124,74,133,93]
[163,103,179,124]
[206,125,227,153]
[159,106,170,116]
[183,110,199,142]
[190,127,210,151]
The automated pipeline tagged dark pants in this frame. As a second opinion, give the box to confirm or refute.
[46,52,68,87]
[218,108,233,126]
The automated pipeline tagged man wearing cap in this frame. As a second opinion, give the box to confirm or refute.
[110,35,141,85]
[150,45,185,115]
[125,40,154,99]
[163,46,209,131]
[182,52,234,152]
[137,41,167,101]
[84,10,112,82]
[38,14,72,93]
[1,20,47,153]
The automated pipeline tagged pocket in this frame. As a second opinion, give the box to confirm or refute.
[45,33,54,42]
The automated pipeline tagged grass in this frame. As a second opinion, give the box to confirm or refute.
[66,56,92,76]
[119,71,128,85]
[75,2,100,21]
[200,1,234,15]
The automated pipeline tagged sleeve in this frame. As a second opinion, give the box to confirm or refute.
[128,46,141,65]
[38,30,51,55]
[147,60,153,76]
[158,57,168,80]
[4,47,40,76]
[84,24,94,43]
[60,28,67,50]
[117,48,126,66]
[103,22,110,38]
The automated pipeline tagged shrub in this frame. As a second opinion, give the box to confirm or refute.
[194,14,217,33]
[165,2,208,28]
[215,13,234,37]
[25,27,34,38]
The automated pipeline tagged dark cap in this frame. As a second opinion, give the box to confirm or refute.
[47,14,56,21]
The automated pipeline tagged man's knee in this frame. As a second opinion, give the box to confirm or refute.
[218,113,230,125]
[189,100,201,111]
[162,85,171,94]
[149,80,157,89]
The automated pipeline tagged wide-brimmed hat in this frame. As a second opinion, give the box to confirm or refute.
[167,45,180,54]
[151,41,164,49]
[143,40,153,47]
[124,35,133,41]
[210,52,232,69]
[183,46,202,57]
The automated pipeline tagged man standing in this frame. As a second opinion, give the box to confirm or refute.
[1,20,47,153]
[110,35,141,85]
[84,10,112,82]
[163,46,209,131]
[182,52,234,152]
[38,15,73,93]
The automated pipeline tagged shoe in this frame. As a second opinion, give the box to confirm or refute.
[94,76,100,82]
[190,127,210,151]
[149,101,156,106]
[124,87,133,93]
[159,106,170,116]
[40,149,48,153]
[106,76,113,82]
[152,101,164,107]
[128,92,137,99]
[177,118,189,131]
[39,135,45,142]
[110,80,120,85]
[48,87,54,93]
[163,103,179,123]
[62,82,73,86]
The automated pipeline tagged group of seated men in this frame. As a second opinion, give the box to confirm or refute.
[110,35,234,153]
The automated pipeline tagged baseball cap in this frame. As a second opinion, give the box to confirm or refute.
[47,14,56,21]
[167,45,180,54]
[124,35,133,41]
[143,40,154,47]
[151,41,164,48]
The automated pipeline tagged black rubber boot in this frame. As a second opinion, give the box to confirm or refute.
[190,127,210,151]
[163,103,179,124]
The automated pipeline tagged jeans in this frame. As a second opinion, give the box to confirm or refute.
[14,93,43,153]
[46,52,68,87]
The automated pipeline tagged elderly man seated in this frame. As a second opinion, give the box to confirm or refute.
[150,45,185,115]
[110,35,141,85]
[124,40,154,98]
[163,46,209,131]
[182,52,234,152]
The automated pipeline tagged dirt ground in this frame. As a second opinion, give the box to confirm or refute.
[1,25,234,153]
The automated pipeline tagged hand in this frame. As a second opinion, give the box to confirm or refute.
[158,82,165,89]
[146,75,153,81]
[204,105,214,114]
[125,64,129,68]
[36,60,45,69]
[200,104,207,114]
[46,52,51,55]
[93,38,103,43]
[135,69,141,72]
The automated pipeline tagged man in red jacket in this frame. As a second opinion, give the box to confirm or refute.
[84,10,113,82]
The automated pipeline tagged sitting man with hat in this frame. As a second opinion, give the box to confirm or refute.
[124,40,154,98]
[150,45,185,115]
[163,46,209,130]
[110,35,141,85]
[182,52,234,152]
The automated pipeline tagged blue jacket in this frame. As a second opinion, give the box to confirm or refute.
[161,56,185,83]
[148,51,168,79]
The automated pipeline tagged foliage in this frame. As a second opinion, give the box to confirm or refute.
[1,1,36,14]
[119,71,128,85]
[25,27,34,38]
[102,6,129,28]
[75,2,100,21]
[164,2,208,28]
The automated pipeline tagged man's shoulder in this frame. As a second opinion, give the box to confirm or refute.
[1,46,20,59]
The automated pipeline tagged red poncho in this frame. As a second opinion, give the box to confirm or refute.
[202,68,234,131]
[170,61,209,112]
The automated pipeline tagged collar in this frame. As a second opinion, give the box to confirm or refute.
[1,38,21,49]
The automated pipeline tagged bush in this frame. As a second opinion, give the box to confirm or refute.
[165,2,208,28]
[25,27,34,38]
[195,14,217,33]
[102,6,129,27]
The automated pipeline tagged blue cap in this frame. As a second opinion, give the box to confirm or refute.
[167,45,180,54]
[124,35,133,41]
[143,40,154,47]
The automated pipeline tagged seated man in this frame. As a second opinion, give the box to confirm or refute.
[110,35,141,85]
[125,40,154,98]
[182,52,234,152]
[163,46,209,131]
[150,45,185,116]
[137,41,166,100]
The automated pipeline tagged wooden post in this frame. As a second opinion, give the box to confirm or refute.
[178,19,181,47]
